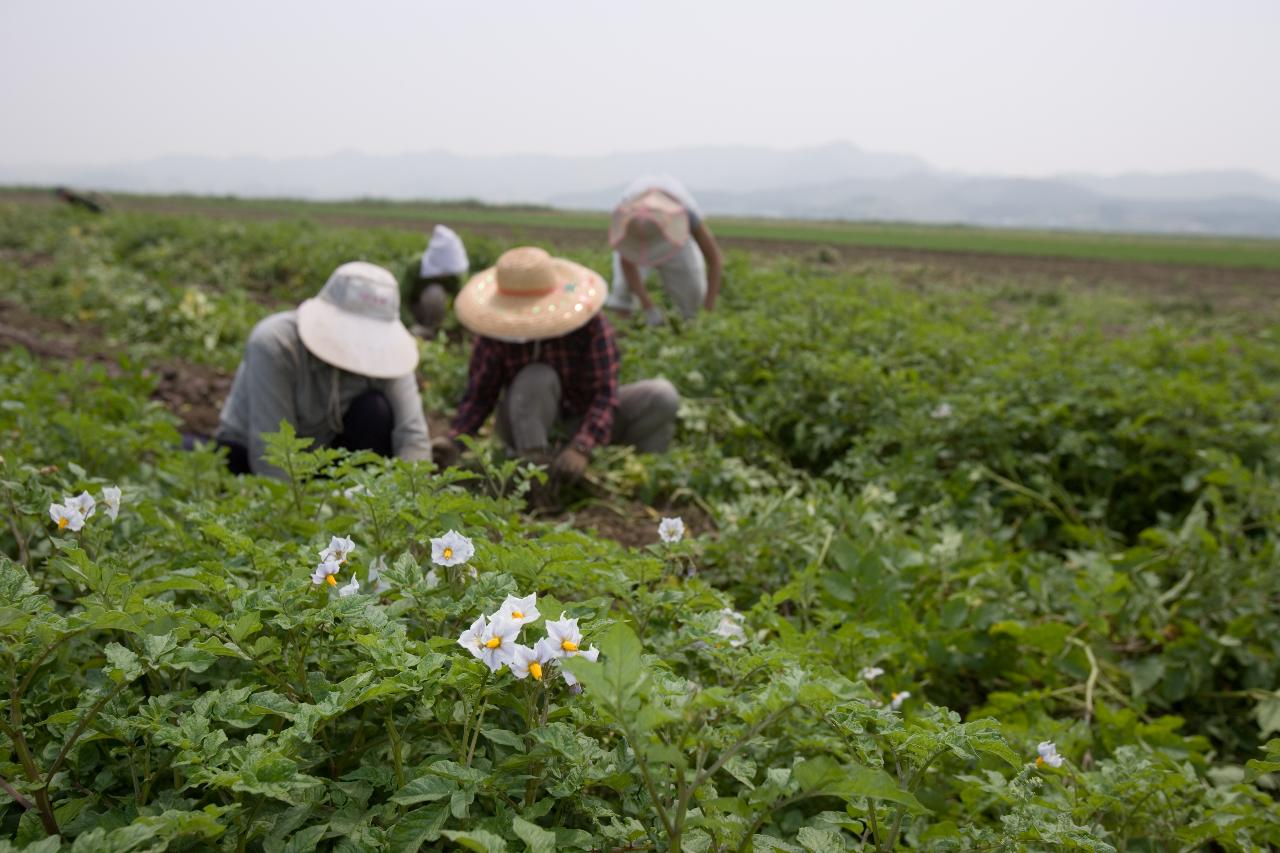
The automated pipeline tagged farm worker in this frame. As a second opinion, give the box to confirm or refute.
[606,174,724,325]
[215,261,431,478]
[431,246,679,501]
[403,224,469,339]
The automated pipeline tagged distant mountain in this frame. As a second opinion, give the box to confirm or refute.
[3,142,1279,236]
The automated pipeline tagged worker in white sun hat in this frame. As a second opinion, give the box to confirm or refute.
[215,261,432,479]
[403,224,469,339]
[606,174,724,326]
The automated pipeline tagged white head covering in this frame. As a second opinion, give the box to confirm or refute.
[419,225,469,279]
[296,262,419,379]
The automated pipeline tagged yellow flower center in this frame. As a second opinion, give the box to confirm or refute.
[512,610,523,619]
[529,662,543,680]
[891,692,901,700]
[325,574,337,586]
[443,547,453,559]
[1035,756,1046,768]
[562,640,578,652]
[485,637,502,649]
[57,517,68,530]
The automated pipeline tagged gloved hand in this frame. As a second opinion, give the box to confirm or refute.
[431,435,463,469]
[549,446,589,486]
[643,305,666,327]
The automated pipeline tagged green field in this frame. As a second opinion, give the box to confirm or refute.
[2,201,1279,850]
[10,186,1280,269]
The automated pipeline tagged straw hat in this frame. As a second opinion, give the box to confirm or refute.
[609,188,691,268]
[296,261,419,379]
[420,224,469,278]
[454,247,607,341]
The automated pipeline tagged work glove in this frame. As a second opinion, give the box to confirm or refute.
[431,435,462,469]
[643,305,666,327]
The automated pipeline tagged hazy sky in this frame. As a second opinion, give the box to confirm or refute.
[3,0,1278,177]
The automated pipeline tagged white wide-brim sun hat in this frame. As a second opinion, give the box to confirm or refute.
[454,247,607,342]
[296,261,420,379]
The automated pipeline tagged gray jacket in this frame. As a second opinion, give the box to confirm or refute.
[215,311,431,478]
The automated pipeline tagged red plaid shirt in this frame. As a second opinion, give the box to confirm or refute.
[448,314,620,452]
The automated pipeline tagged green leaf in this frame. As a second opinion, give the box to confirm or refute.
[441,829,508,853]
[559,621,645,712]
[392,774,456,806]
[229,611,263,643]
[282,826,327,853]
[387,804,449,852]
[792,756,926,813]
[103,642,143,683]
[512,816,557,853]
[1253,691,1280,737]
[797,826,845,853]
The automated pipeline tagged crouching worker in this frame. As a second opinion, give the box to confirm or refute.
[404,224,468,339]
[215,261,431,479]
[431,247,678,502]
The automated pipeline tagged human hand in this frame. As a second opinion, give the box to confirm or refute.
[643,305,665,327]
[549,446,589,485]
[431,435,462,468]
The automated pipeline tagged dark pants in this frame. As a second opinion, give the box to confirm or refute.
[218,389,395,475]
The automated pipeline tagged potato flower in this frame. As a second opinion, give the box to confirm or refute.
[338,575,360,597]
[477,614,521,672]
[495,593,539,627]
[890,690,911,711]
[457,615,488,660]
[658,516,685,543]
[553,641,599,688]
[367,556,391,594]
[319,535,356,566]
[66,491,96,520]
[510,642,555,681]
[714,608,747,647]
[101,485,122,521]
[425,567,441,589]
[311,559,341,587]
[1036,741,1064,768]
[543,613,585,658]
[860,666,885,682]
[930,402,954,420]
[431,530,474,566]
[49,502,85,533]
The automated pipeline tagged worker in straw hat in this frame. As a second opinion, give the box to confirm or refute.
[215,261,432,479]
[432,246,679,499]
[403,224,469,339]
[606,174,724,325]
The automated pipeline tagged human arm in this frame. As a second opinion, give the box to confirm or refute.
[384,373,432,461]
[571,320,621,455]
[448,336,507,440]
[620,257,657,313]
[691,222,723,311]
[242,331,300,480]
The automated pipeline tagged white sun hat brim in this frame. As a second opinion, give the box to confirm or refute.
[454,257,607,342]
[296,297,420,379]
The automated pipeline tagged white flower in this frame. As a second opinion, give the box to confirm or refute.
[367,556,392,594]
[713,608,747,647]
[542,613,585,659]
[1036,741,1064,768]
[559,644,599,687]
[930,402,953,420]
[860,666,885,682]
[477,614,520,672]
[337,575,360,597]
[66,491,96,520]
[311,559,341,587]
[431,530,474,566]
[343,484,367,500]
[319,535,356,566]
[495,593,539,627]
[49,502,85,533]
[424,567,441,589]
[890,691,911,711]
[658,516,685,543]
[101,485,122,521]
[510,642,555,681]
[457,615,488,661]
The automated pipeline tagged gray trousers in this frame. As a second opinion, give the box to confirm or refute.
[496,363,679,454]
